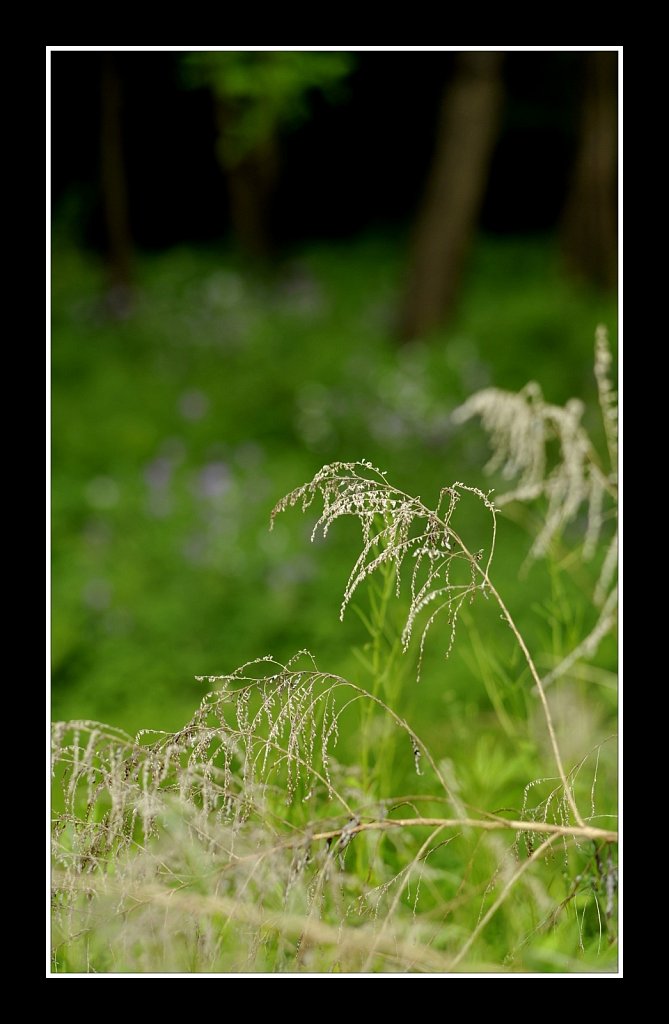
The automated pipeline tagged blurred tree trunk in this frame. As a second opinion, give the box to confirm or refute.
[100,55,134,315]
[399,52,504,342]
[216,101,279,266]
[561,52,617,290]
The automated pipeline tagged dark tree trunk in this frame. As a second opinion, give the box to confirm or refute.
[100,55,134,315]
[399,52,504,342]
[216,101,279,267]
[561,52,618,291]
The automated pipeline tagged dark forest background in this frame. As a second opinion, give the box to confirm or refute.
[52,52,616,278]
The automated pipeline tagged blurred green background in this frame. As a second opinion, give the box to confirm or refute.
[51,50,617,746]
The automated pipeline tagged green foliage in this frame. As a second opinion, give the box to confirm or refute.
[182,51,354,166]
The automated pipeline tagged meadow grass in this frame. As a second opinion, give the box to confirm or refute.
[51,316,617,974]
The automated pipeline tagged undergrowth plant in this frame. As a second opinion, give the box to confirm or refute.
[51,330,618,974]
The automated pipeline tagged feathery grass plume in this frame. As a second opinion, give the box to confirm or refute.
[594,325,618,480]
[271,460,497,678]
[452,328,618,566]
[53,654,441,842]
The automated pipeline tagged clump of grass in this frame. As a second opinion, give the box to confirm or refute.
[52,673,615,973]
[51,330,618,974]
